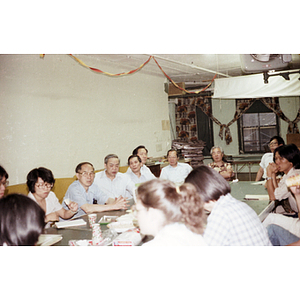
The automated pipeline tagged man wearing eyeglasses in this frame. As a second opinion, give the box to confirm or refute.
[0,165,9,199]
[63,162,128,218]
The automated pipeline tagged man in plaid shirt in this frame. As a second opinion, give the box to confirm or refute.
[185,165,272,246]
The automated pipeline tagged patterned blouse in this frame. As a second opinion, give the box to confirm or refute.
[208,162,234,180]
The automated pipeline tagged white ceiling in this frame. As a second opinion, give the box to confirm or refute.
[74,54,300,87]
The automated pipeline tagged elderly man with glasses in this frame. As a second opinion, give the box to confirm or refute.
[63,162,128,218]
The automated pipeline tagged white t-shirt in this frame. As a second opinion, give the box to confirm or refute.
[160,162,193,184]
[126,165,156,184]
[28,191,62,215]
[28,191,63,228]
[94,170,135,198]
[143,222,207,246]
[259,152,274,179]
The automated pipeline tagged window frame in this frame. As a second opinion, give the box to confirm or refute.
[237,100,280,154]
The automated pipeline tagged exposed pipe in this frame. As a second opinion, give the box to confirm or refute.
[148,54,231,78]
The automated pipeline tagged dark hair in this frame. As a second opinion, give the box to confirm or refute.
[137,179,204,234]
[75,162,94,174]
[273,144,300,169]
[132,145,148,155]
[0,165,8,181]
[270,136,285,146]
[26,167,55,193]
[185,165,231,202]
[128,154,142,165]
[167,149,178,157]
[0,194,45,246]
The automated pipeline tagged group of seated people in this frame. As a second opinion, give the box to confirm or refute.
[1,141,300,246]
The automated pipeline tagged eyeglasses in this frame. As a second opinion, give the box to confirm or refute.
[78,171,95,177]
[35,183,53,189]
[0,180,9,188]
[269,142,278,147]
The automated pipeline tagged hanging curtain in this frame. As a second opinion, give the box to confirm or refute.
[195,97,256,145]
[261,97,300,133]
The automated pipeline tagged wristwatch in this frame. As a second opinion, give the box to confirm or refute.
[266,177,273,181]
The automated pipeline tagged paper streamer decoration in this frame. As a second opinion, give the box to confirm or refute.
[41,54,217,94]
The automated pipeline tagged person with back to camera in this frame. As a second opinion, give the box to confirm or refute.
[0,193,45,246]
[126,154,155,184]
[135,178,207,246]
[264,143,300,215]
[263,144,300,232]
[255,136,285,182]
[208,146,234,181]
[63,162,128,218]
[160,149,193,185]
[0,165,9,199]
[26,167,79,227]
[185,165,271,246]
[126,145,156,179]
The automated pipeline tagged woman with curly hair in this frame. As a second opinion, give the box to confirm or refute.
[135,178,207,246]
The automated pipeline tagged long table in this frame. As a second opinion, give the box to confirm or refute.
[43,181,273,246]
[229,156,261,181]
[230,181,274,221]
[44,200,135,246]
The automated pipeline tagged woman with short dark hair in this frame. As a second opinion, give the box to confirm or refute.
[185,165,271,246]
[26,167,78,227]
[0,194,45,246]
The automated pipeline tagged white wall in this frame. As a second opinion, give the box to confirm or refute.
[211,99,239,155]
[0,54,170,184]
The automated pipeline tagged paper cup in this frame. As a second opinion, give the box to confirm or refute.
[92,223,103,245]
[87,213,97,227]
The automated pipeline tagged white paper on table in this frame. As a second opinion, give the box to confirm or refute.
[251,181,266,185]
[37,234,62,246]
[244,194,269,200]
[55,219,87,228]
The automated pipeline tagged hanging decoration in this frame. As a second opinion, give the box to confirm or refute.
[65,54,217,95]
[68,54,152,76]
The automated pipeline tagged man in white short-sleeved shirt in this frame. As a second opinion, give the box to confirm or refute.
[126,145,156,180]
[160,149,192,184]
[94,154,135,199]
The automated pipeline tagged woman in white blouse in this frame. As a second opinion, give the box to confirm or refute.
[26,167,78,227]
